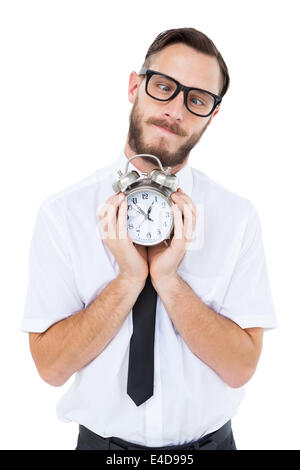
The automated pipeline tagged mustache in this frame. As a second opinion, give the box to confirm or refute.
[145,117,188,137]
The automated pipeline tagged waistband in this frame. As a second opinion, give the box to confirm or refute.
[78,420,232,450]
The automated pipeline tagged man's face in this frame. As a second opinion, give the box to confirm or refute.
[127,43,222,168]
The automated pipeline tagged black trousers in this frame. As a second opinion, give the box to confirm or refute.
[75,425,237,451]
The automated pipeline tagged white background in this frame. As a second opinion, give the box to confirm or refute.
[0,0,299,450]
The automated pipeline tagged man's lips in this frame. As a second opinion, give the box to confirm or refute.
[146,117,187,136]
[153,124,177,135]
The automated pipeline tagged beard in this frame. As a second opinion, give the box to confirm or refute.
[128,96,210,168]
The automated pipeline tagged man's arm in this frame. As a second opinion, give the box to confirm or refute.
[29,275,145,387]
[29,191,149,387]
[152,273,263,388]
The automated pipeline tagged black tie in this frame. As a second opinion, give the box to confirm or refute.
[127,273,157,406]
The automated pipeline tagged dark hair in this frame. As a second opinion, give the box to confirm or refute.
[142,27,230,97]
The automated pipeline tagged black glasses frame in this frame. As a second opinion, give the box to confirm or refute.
[139,67,222,117]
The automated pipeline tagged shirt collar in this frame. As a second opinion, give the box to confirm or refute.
[112,149,194,198]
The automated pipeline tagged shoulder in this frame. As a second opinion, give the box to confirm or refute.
[191,166,257,221]
[38,161,117,221]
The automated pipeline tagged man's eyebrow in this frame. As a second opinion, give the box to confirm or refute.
[145,69,207,90]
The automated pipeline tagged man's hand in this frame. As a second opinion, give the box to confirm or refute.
[99,192,148,287]
[148,188,197,284]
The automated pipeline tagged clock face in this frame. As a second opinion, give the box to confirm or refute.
[126,189,173,245]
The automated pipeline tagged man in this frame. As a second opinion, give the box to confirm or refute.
[21,28,277,450]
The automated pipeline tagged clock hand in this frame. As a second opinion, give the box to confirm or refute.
[132,206,144,216]
[147,200,155,217]
[139,216,154,224]
[133,202,148,218]
[147,200,154,213]
[131,205,154,223]
[138,218,146,228]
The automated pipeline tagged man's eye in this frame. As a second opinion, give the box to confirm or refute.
[190,97,204,106]
[158,84,171,92]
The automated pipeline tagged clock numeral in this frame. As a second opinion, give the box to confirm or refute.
[146,232,152,239]
[128,204,132,210]
[156,229,161,235]
[142,193,148,199]
[161,202,166,208]
[132,197,137,204]
[165,212,170,218]
[155,196,158,202]
[163,221,167,227]
[128,223,134,229]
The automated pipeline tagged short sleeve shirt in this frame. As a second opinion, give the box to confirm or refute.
[21,150,277,446]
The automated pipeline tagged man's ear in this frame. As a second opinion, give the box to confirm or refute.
[207,105,220,127]
[128,71,141,104]
[212,105,220,118]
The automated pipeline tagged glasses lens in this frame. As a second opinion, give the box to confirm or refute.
[147,73,177,101]
[187,89,216,116]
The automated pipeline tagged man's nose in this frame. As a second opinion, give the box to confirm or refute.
[163,90,185,120]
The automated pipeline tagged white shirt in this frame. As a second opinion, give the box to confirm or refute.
[21,149,277,447]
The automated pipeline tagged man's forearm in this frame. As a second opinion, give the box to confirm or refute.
[30,275,145,386]
[151,274,262,388]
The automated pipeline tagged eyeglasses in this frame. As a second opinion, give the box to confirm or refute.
[139,67,222,117]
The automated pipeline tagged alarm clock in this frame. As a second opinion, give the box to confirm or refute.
[112,154,179,247]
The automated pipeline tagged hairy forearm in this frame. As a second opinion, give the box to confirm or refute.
[30,275,145,386]
[152,274,261,388]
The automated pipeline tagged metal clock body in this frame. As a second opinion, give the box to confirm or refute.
[112,154,179,246]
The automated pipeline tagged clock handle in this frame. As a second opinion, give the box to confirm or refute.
[113,153,179,193]
[124,154,164,173]
[125,154,179,193]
